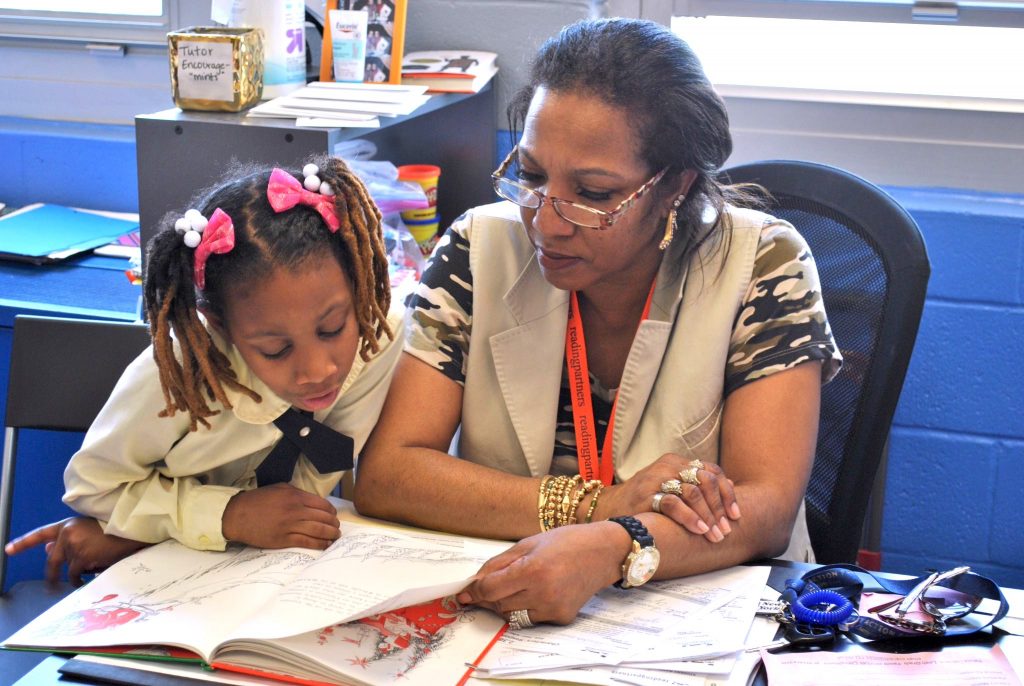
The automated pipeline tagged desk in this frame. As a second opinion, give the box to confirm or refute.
[9,561,1022,685]
[136,87,497,258]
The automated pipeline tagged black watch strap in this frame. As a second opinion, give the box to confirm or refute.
[609,516,654,548]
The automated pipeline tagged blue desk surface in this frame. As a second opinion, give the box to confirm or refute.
[0,254,140,326]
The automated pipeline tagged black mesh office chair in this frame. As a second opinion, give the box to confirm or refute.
[719,160,930,564]
[0,315,150,680]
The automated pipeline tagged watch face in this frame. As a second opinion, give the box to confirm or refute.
[626,547,660,586]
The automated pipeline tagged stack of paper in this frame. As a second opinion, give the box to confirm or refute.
[247,82,431,128]
[470,565,772,686]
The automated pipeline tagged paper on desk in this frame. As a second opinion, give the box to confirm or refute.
[474,566,768,679]
[624,566,768,665]
[703,586,782,686]
[294,117,381,128]
[248,94,430,118]
[760,644,1023,686]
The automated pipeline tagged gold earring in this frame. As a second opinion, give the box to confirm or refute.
[659,195,685,251]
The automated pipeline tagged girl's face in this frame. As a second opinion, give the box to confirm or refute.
[516,87,672,295]
[218,254,360,412]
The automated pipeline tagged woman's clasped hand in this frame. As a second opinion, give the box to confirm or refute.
[604,453,740,542]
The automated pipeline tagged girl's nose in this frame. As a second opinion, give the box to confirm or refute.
[295,347,339,385]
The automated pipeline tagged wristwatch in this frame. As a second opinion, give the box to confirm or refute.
[609,516,660,588]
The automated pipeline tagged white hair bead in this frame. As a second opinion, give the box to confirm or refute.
[303,174,321,192]
[183,230,202,248]
[302,163,319,178]
[174,217,190,234]
[319,181,335,196]
[188,213,208,233]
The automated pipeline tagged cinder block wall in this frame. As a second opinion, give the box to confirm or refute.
[882,189,1024,586]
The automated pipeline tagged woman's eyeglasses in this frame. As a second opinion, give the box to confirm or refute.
[868,565,982,634]
[490,145,668,229]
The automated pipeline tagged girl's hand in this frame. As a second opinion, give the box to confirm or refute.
[4,517,146,586]
[222,483,341,550]
[456,522,628,625]
[596,453,739,542]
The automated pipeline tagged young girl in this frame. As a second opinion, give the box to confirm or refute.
[5,157,403,585]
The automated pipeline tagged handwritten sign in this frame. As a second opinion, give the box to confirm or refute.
[176,40,234,102]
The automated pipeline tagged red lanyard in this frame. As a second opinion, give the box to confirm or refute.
[565,282,656,485]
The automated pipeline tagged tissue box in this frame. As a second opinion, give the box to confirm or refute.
[168,26,264,112]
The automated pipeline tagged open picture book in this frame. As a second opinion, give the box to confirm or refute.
[2,503,512,686]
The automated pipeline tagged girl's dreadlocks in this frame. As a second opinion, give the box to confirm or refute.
[143,156,393,432]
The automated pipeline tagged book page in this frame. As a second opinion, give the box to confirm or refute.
[233,519,512,641]
[3,541,322,662]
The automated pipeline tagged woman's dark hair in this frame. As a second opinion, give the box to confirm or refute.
[509,18,758,269]
[143,155,392,431]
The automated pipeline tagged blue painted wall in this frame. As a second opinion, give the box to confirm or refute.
[881,188,1024,586]
[1,122,1022,590]
[0,117,138,214]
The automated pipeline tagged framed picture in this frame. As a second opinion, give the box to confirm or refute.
[319,0,407,85]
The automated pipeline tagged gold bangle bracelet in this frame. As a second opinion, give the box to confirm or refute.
[584,483,604,523]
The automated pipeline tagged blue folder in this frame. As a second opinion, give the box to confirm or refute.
[0,204,139,265]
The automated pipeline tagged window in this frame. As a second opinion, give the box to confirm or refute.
[668,1,1024,112]
[607,0,1024,192]
[0,0,173,45]
[0,2,161,14]
[0,0,211,124]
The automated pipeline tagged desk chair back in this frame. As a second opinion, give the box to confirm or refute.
[719,160,930,563]
[1,315,151,593]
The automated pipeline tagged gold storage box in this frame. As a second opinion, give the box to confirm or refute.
[168,27,264,112]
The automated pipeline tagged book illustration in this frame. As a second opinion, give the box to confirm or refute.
[315,596,466,679]
[404,54,480,74]
[401,50,497,77]
[399,50,498,93]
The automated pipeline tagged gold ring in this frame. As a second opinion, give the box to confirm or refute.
[679,466,701,486]
[660,479,684,495]
[688,459,705,471]
[652,492,667,513]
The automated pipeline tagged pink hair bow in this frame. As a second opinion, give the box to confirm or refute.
[193,208,235,290]
[266,167,341,232]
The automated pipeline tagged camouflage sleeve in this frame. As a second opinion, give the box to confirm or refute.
[403,216,473,385]
[726,221,843,395]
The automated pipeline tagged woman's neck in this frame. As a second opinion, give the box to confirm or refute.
[576,249,661,331]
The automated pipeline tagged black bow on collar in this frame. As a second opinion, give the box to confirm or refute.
[255,408,354,486]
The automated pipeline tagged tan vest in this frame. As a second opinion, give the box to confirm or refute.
[455,201,813,561]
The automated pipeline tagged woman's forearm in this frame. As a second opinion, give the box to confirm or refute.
[638,479,801,581]
[354,354,544,539]
[356,442,544,539]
